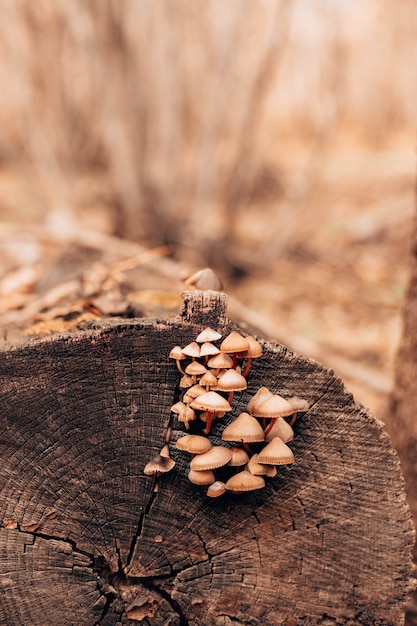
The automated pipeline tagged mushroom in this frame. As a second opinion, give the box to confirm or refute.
[178,405,197,430]
[176,434,212,455]
[184,360,207,384]
[199,370,218,391]
[190,445,232,471]
[265,416,294,443]
[206,480,227,498]
[143,454,176,476]
[220,331,250,369]
[184,267,224,291]
[228,447,250,469]
[247,386,274,416]
[181,341,201,360]
[221,412,265,452]
[206,353,233,370]
[225,470,265,493]
[170,401,186,414]
[169,346,187,375]
[195,327,222,343]
[241,336,263,378]
[190,391,232,435]
[251,394,294,436]
[257,436,295,465]
[188,469,216,485]
[216,368,247,404]
[246,453,277,477]
[199,342,221,359]
[287,396,310,425]
[179,374,194,389]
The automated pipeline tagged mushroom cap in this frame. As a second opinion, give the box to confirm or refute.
[170,401,186,414]
[188,469,216,485]
[186,384,207,399]
[169,346,186,360]
[159,444,171,458]
[287,396,310,412]
[216,368,247,392]
[199,342,221,357]
[220,331,250,355]
[245,336,263,358]
[184,267,224,291]
[185,361,207,377]
[199,371,218,389]
[199,410,226,423]
[221,412,265,443]
[181,341,201,358]
[178,406,196,423]
[144,454,176,475]
[179,374,194,388]
[247,386,274,415]
[251,394,294,418]
[190,391,232,413]
[265,417,294,443]
[225,470,265,492]
[246,453,277,477]
[206,480,227,498]
[176,434,212,454]
[190,446,232,470]
[206,353,233,369]
[228,447,250,467]
[195,327,222,343]
[257,437,295,465]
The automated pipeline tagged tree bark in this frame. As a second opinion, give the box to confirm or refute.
[0,290,414,626]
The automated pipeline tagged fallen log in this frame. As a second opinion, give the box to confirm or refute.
[0,290,414,626]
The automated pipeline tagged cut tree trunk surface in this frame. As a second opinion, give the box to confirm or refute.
[0,290,414,626]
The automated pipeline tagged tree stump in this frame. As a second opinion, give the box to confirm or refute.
[0,290,414,626]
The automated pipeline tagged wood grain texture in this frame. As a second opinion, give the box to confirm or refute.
[0,291,414,626]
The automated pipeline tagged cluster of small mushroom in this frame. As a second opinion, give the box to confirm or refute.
[143,327,309,497]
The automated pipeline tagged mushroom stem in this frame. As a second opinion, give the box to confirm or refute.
[232,352,238,369]
[227,390,235,404]
[176,360,186,376]
[243,442,251,454]
[203,411,214,435]
[242,357,252,378]
[289,412,298,426]
[264,418,277,436]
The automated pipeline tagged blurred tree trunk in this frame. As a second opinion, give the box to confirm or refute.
[389,211,417,625]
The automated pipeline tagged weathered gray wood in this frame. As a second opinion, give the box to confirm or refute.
[0,290,414,625]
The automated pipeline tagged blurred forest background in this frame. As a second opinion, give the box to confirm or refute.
[0,0,416,423]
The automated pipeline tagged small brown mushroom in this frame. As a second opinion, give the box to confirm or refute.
[190,391,232,434]
[184,267,224,291]
[247,386,274,416]
[185,360,207,384]
[241,336,263,377]
[220,331,250,368]
[257,436,295,465]
[221,412,265,446]
[176,434,213,454]
[287,396,310,425]
[228,447,250,468]
[169,346,187,375]
[216,368,247,403]
[206,480,227,498]
[195,327,222,343]
[206,353,234,370]
[181,341,201,360]
[143,454,176,476]
[251,394,295,436]
[178,405,197,430]
[188,469,216,485]
[265,417,294,443]
[225,470,265,493]
[190,446,232,471]
[246,453,277,477]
